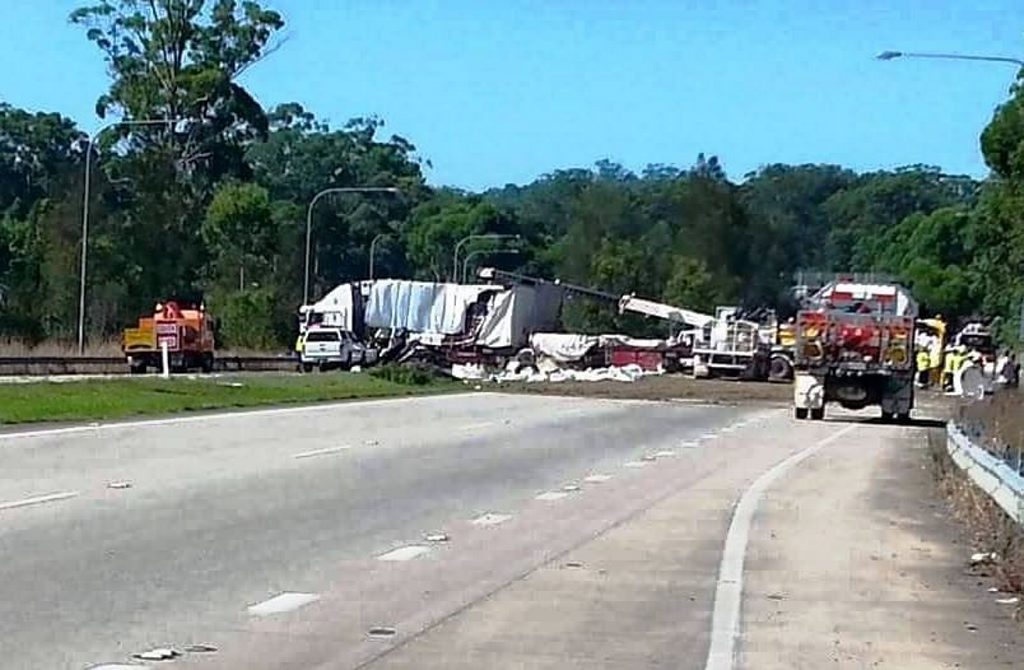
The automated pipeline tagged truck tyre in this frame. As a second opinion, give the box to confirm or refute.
[301,363,313,374]
[129,362,147,375]
[897,412,911,424]
[200,353,214,374]
[881,410,894,423]
[794,407,808,420]
[769,355,793,383]
[810,407,825,421]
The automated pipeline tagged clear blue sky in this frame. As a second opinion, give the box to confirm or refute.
[2,1,1022,190]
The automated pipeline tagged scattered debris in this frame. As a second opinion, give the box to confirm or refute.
[970,552,999,566]
[367,626,396,638]
[424,533,449,543]
[184,644,218,653]
[995,597,1020,605]
[563,561,584,569]
[562,483,581,492]
[767,593,786,601]
[107,481,132,490]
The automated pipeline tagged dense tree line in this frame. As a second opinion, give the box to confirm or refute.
[1,1,1022,349]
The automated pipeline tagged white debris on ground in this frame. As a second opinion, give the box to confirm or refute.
[452,361,659,384]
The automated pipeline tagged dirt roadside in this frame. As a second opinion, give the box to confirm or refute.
[486,375,793,405]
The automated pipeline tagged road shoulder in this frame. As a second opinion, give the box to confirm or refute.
[741,419,1021,669]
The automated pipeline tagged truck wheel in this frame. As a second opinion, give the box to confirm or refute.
[897,412,911,424]
[769,356,793,383]
[881,410,894,423]
[129,362,147,375]
[200,353,214,374]
[810,407,825,421]
[794,407,808,420]
[301,363,313,374]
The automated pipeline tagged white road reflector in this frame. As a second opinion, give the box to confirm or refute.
[377,545,430,561]
[247,592,320,616]
[535,491,569,501]
[0,490,80,511]
[583,474,612,483]
[471,513,512,526]
[293,445,350,459]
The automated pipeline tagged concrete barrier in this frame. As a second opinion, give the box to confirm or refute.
[947,422,1024,525]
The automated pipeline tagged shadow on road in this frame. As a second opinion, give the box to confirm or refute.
[820,415,946,429]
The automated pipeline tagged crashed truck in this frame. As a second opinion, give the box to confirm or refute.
[298,277,565,366]
[792,279,918,422]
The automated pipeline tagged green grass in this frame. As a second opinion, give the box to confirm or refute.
[0,372,462,425]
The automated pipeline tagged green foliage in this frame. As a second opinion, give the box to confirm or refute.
[369,362,443,386]
[214,287,283,349]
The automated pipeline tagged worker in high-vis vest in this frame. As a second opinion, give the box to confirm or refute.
[916,348,931,388]
[942,347,958,391]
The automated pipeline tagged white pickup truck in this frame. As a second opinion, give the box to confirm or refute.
[300,327,378,372]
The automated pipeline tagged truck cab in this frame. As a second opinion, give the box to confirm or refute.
[300,327,378,372]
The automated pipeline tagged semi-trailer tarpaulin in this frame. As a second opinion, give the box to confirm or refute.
[477,284,564,349]
[365,280,496,335]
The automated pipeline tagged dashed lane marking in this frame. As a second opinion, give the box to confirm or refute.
[471,513,513,526]
[377,545,431,561]
[247,592,320,616]
[0,490,80,511]
[535,491,569,501]
[293,445,350,459]
[583,474,613,483]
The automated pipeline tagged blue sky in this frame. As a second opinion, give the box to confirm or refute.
[1,1,1021,189]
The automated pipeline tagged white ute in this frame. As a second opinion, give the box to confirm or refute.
[300,326,378,372]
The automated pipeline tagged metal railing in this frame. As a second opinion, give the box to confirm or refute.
[946,422,1024,525]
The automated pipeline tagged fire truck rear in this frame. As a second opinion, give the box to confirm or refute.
[792,280,917,422]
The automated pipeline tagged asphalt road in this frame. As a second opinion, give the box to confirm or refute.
[0,392,750,670]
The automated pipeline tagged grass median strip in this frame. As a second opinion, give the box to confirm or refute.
[0,372,461,425]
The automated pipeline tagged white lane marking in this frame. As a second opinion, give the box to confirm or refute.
[535,491,568,501]
[704,423,857,670]
[377,545,430,561]
[293,445,350,459]
[0,393,481,442]
[655,450,676,458]
[471,512,512,526]
[0,490,80,511]
[247,592,320,616]
[680,441,700,448]
[701,432,718,440]
[623,461,647,468]
[459,421,495,431]
[583,474,612,483]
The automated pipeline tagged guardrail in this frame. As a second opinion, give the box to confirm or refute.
[0,355,297,376]
[947,422,1024,525]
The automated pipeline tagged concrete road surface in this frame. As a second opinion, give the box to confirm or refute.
[0,392,1017,669]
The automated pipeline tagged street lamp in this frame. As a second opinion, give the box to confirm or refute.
[452,234,520,283]
[877,50,1024,68]
[368,232,389,281]
[304,187,400,305]
[78,117,178,354]
[462,248,520,284]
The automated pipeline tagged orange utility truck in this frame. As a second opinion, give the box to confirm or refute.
[122,301,215,374]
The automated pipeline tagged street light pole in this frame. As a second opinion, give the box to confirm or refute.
[452,234,520,283]
[462,248,520,284]
[368,232,388,281]
[876,50,1024,68]
[78,117,177,354]
[304,186,400,305]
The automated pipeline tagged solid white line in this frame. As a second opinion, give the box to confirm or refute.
[377,545,430,561]
[0,490,80,511]
[0,393,481,442]
[703,423,857,670]
[535,491,568,501]
[247,592,320,616]
[471,512,512,526]
[293,445,350,459]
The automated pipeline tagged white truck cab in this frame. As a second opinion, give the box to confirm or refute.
[300,327,378,372]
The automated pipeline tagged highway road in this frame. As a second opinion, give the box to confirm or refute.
[0,392,1018,669]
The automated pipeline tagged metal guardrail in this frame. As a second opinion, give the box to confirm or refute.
[947,422,1024,525]
[0,355,297,376]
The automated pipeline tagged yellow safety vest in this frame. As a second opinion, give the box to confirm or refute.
[916,351,931,371]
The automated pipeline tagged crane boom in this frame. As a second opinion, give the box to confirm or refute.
[617,295,715,328]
